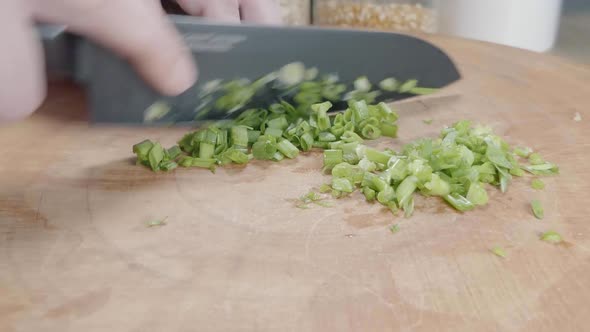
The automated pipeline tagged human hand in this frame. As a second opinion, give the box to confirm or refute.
[0,0,282,123]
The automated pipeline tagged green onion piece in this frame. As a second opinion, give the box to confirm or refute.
[299,132,314,152]
[311,101,333,131]
[252,136,277,160]
[423,119,433,125]
[523,163,559,175]
[319,184,332,193]
[490,246,507,258]
[318,132,337,142]
[540,231,562,244]
[380,123,398,138]
[466,182,488,206]
[510,167,525,177]
[377,186,396,204]
[372,176,388,193]
[528,153,544,165]
[341,142,361,164]
[349,100,370,123]
[133,139,154,162]
[444,193,475,212]
[166,145,182,160]
[160,160,178,171]
[398,79,418,93]
[264,127,283,138]
[179,156,193,167]
[191,158,217,169]
[354,76,372,92]
[396,175,418,207]
[230,126,249,147]
[332,178,353,193]
[403,196,415,217]
[531,179,545,190]
[409,87,438,95]
[361,124,382,140]
[424,173,451,196]
[199,142,215,159]
[247,130,261,143]
[323,149,343,171]
[531,199,544,219]
[387,158,409,182]
[220,148,249,164]
[148,143,165,171]
[358,157,377,172]
[146,217,168,228]
[379,78,398,92]
[514,146,533,158]
[341,131,364,143]
[277,138,300,159]
[365,148,391,165]
[486,143,513,169]
[389,224,400,233]
[363,187,376,201]
[267,116,289,130]
[313,141,331,149]
[332,162,355,179]
[204,129,218,145]
[272,151,285,162]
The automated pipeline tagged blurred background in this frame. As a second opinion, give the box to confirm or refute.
[276,0,590,65]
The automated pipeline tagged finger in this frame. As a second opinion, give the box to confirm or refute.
[239,0,283,24]
[29,0,197,96]
[0,0,46,123]
[177,0,241,23]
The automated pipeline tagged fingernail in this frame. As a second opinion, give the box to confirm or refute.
[166,52,198,95]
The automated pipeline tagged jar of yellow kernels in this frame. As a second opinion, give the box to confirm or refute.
[313,0,437,33]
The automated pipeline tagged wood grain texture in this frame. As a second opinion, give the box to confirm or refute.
[1,34,590,332]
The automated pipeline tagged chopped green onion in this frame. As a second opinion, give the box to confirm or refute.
[531,179,545,190]
[318,132,337,142]
[230,126,249,148]
[362,187,376,201]
[323,149,343,171]
[423,119,433,125]
[466,182,488,206]
[332,178,353,193]
[528,153,544,165]
[148,143,165,171]
[264,127,283,138]
[377,186,396,204]
[531,199,544,219]
[540,231,562,244]
[277,138,300,159]
[379,78,398,92]
[252,135,277,160]
[160,160,178,171]
[490,246,507,258]
[444,193,475,212]
[409,87,438,95]
[199,142,215,159]
[514,146,532,158]
[389,224,400,234]
[398,79,418,93]
[146,217,168,228]
[380,123,398,138]
[361,124,382,140]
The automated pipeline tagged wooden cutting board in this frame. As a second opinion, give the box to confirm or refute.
[1,34,590,332]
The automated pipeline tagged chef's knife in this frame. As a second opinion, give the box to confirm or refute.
[38,15,461,125]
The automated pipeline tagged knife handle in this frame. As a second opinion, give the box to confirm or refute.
[36,23,78,81]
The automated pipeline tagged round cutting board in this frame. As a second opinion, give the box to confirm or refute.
[1,34,590,332]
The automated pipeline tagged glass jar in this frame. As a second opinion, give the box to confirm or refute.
[279,0,312,26]
[313,0,437,33]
